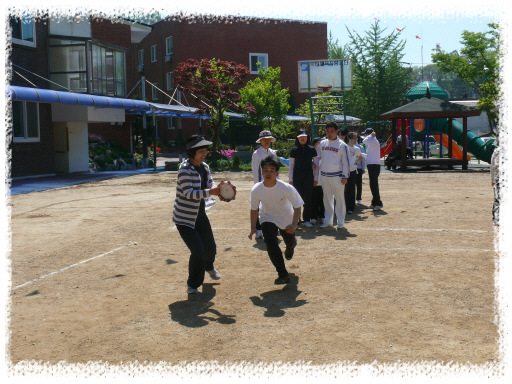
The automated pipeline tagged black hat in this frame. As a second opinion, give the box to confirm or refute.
[363,128,374,136]
[186,136,213,149]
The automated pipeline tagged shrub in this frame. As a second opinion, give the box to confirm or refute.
[272,140,295,158]
[148,159,154,167]
[232,155,240,169]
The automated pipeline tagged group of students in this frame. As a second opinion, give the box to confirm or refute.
[172,123,385,293]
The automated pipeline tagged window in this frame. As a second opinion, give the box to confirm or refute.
[10,15,36,47]
[49,38,87,93]
[151,45,157,63]
[90,42,126,97]
[167,117,175,130]
[166,72,174,90]
[138,49,144,66]
[165,36,173,55]
[152,83,158,100]
[12,101,39,142]
[249,53,268,74]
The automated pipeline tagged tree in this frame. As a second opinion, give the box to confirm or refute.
[410,64,474,98]
[239,63,290,131]
[345,22,411,127]
[328,31,350,60]
[174,58,256,159]
[431,23,500,133]
[295,91,344,137]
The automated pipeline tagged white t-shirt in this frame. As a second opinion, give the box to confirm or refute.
[250,179,304,230]
[347,145,362,172]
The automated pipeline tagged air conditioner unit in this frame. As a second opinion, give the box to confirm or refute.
[165,54,173,63]
[137,64,144,73]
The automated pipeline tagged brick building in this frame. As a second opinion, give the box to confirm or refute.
[132,15,328,149]
[8,13,152,178]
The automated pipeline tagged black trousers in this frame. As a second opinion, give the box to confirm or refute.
[344,170,357,212]
[261,221,297,278]
[311,185,325,220]
[176,205,216,289]
[293,179,314,222]
[355,169,363,201]
[367,164,383,207]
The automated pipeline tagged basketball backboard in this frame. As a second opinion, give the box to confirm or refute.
[298,59,352,93]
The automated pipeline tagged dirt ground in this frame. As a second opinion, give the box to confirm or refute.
[7,169,498,366]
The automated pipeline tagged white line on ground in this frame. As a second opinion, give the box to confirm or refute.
[210,227,492,233]
[13,245,128,290]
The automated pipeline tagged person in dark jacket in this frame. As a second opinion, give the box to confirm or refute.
[288,129,320,228]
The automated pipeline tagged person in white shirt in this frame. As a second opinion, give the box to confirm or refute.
[249,156,303,285]
[310,137,325,224]
[345,132,363,214]
[251,130,279,239]
[317,122,350,229]
[354,135,366,204]
[362,128,383,211]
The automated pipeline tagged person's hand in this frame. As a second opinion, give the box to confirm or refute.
[248,228,257,240]
[314,180,318,187]
[341,178,348,185]
[284,224,297,234]
[208,186,221,196]
[361,170,365,175]
[357,154,363,161]
[371,132,376,137]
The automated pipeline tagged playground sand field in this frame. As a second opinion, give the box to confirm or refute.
[7,170,498,367]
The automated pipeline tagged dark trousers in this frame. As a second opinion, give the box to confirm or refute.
[176,207,216,289]
[261,221,297,278]
[344,170,357,212]
[311,185,325,220]
[493,183,500,224]
[355,169,363,201]
[293,179,314,222]
[367,164,383,207]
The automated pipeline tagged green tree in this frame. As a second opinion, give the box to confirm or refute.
[345,22,411,127]
[295,91,343,137]
[328,31,351,60]
[410,64,473,98]
[431,23,500,133]
[239,63,290,131]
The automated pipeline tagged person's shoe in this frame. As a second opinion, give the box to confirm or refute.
[284,247,294,260]
[274,276,290,285]
[356,200,362,204]
[373,206,382,211]
[320,222,333,228]
[310,219,317,225]
[347,211,353,214]
[369,205,374,209]
[187,285,199,294]
[337,223,344,229]
[303,221,313,228]
[255,230,263,239]
[207,268,221,280]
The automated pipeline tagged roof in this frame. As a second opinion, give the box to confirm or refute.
[405,81,449,100]
[380,97,481,120]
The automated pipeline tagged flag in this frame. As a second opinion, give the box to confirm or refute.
[416,35,421,39]
[375,18,380,22]
[436,43,441,49]
[396,28,402,32]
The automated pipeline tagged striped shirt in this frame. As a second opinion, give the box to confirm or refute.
[172,160,216,228]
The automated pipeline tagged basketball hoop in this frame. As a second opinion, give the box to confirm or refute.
[317,85,332,92]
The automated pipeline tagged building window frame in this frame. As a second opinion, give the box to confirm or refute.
[249,53,268,74]
[12,101,40,143]
[165,36,173,55]
[10,15,36,48]
[152,82,158,100]
[89,41,126,97]
[138,49,144,66]
[151,45,157,63]
[166,72,174,91]
[167,116,175,130]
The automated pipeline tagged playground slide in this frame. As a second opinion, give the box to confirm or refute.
[432,134,470,161]
[429,118,495,163]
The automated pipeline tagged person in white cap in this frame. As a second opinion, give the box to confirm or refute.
[251,130,279,238]
[289,129,319,227]
[317,122,350,229]
[362,128,383,211]
[173,134,222,294]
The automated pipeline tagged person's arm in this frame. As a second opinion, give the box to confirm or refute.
[284,207,301,234]
[288,158,295,185]
[340,144,350,185]
[248,209,259,239]
[313,156,320,186]
[251,151,260,184]
[178,168,219,199]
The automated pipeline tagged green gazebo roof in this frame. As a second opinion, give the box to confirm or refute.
[405,81,449,99]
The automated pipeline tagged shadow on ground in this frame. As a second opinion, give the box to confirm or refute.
[168,283,236,328]
[249,274,308,317]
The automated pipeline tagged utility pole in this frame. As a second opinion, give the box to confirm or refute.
[142,76,148,159]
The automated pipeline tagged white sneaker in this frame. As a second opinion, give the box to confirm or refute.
[373,206,382,211]
[255,230,263,239]
[356,200,362,204]
[320,222,333,228]
[337,224,344,229]
[310,219,317,225]
[187,285,199,294]
[207,268,221,280]
[303,221,313,228]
